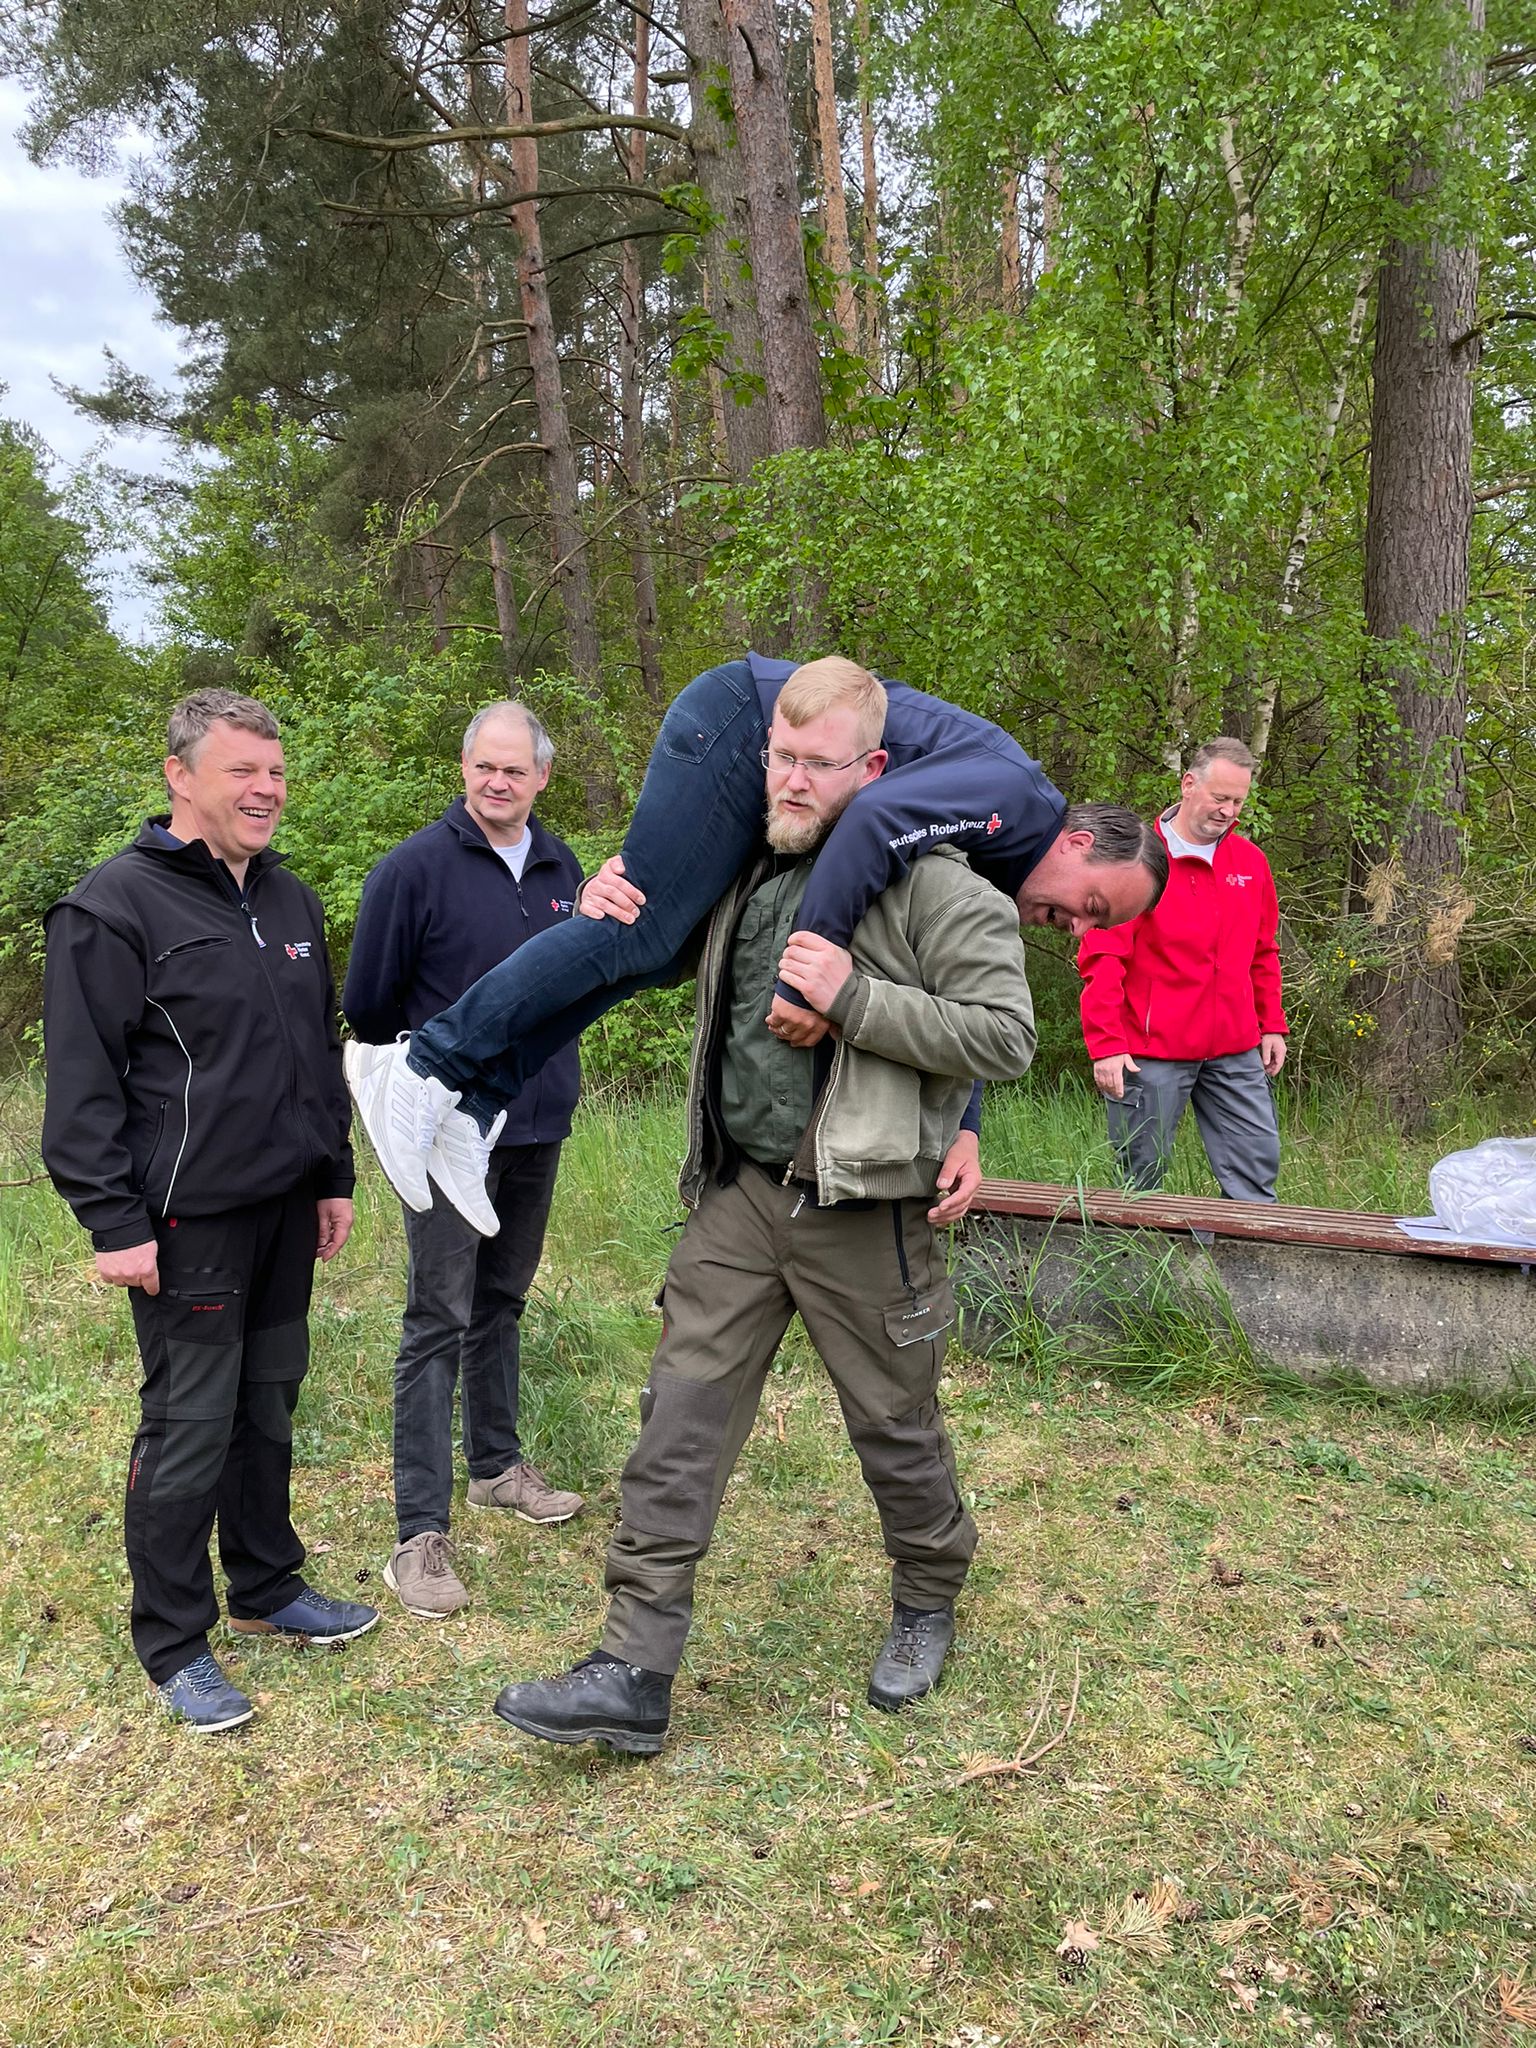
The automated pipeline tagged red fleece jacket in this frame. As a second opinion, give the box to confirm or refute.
[1076,818,1286,1061]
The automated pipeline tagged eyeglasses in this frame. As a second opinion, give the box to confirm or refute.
[760,746,873,781]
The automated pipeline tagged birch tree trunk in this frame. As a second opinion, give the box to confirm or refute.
[1359,0,1484,1128]
[500,0,604,734]
[1250,265,1372,762]
[809,0,859,352]
[619,5,665,707]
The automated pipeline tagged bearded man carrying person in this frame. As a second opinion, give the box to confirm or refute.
[489,659,1165,1754]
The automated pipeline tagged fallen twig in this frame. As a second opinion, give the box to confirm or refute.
[840,1651,1083,1820]
[179,1895,306,1935]
[954,1652,1082,1782]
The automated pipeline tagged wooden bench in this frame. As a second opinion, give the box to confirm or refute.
[953,1181,1536,1395]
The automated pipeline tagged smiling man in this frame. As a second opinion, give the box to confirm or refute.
[1077,736,1288,1202]
[41,689,377,1733]
[343,702,585,1621]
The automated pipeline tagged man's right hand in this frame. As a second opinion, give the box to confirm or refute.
[578,855,646,925]
[95,1240,160,1295]
[1092,1053,1140,1101]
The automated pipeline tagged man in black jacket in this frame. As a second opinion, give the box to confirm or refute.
[42,689,378,1733]
[344,701,584,1621]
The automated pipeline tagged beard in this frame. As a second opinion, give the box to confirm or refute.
[765,785,857,855]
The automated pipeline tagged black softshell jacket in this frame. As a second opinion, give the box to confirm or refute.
[42,821,355,1251]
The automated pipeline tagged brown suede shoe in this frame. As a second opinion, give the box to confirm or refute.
[384,1531,469,1617]
[466,1460,584,1525]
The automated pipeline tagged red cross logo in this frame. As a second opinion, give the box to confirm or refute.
[986,812,1002,836]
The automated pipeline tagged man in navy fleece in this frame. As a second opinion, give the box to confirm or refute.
[346,655,1167,1227]
[344,701,585,1620]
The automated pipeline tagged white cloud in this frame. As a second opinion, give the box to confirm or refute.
[0,78,191,634]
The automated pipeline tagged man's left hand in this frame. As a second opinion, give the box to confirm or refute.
[775,933,854,1019]
[316,1198,355,1263]
[1261,1033,1287,1078]
[765,995,831,1047]
[929,1129,982,1225]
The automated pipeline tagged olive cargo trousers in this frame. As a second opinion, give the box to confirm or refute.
[601,1162,977,1674]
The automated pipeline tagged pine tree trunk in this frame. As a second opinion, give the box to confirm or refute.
[809,0,858,352]
[619,6,665,708]
[500,0,604,737]
[1358,0,1484,1129]
[720,0,828,457]
[678,0,773,488]
[854,0,882,365]
[1000,170,1023,310]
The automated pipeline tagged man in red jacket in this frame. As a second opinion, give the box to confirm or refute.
[1077,737,1287,1202]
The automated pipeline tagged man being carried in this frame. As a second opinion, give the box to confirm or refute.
[1078,736,1287,1202]
[346,653,1166,1232]
[490,659,1164,1754]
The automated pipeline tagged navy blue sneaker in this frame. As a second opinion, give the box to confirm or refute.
[155,1652,255,1732]
[229,1586,380,1645]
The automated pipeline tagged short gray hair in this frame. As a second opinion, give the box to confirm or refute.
[1063,801,1169,907]
[167,689,280,765]
[1188,735,1256,779]
[462,700,554,773]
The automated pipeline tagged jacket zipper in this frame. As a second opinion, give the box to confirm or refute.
[154,936,234,965]
[243,866,314,1175]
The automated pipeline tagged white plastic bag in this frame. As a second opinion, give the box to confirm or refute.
[1428,1136,1536,1248]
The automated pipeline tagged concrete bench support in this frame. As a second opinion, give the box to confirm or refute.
[953,1183,1536,1397]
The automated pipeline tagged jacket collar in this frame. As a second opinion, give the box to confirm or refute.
[1157,805,1239,860]
[133,816,288,883]
[441,794,562,869]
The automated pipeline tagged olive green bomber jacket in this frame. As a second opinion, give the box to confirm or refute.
[679,845,1036,1209]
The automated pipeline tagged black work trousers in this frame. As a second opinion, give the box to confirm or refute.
[125,1187,316,1682]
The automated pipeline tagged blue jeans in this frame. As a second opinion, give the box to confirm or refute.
[410,661,768,1129]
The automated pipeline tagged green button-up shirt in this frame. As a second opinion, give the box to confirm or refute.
[720,857,818,1165]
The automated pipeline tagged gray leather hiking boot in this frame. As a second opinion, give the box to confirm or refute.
[493,1653,671,1756]
[867,1602,956,1711]
[467,1460,584,1525]
[385,1531,469,1618]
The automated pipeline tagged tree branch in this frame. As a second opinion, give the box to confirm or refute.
[323,182,685,223]
[1451,309,1536,351]
[298,114,686,155]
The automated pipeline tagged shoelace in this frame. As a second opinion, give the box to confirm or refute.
[417,1532,457,1578]
[294,1589,348,1620]
[887,1616,937,1667]
[178,1653,228,1697]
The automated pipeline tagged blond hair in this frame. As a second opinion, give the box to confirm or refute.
[777,656,887,753]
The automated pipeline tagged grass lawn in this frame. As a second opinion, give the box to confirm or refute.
[3,1076,1535,2047]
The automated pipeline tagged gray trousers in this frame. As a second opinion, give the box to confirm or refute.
[1106,1047,1280,1203]
[601,1163,977,1674]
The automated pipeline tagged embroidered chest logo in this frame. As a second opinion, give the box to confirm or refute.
[986,812,1002,836]
[1225,874,1251,889]
[285,940,313,959]
[550,897,576,915]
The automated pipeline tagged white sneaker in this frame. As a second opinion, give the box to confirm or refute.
[426,1101,508,1236]
[343,1038,457,1213]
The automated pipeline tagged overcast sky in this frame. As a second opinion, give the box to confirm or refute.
[0,77,189,635]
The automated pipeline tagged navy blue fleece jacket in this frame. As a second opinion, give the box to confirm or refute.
[343,799,583,1146]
